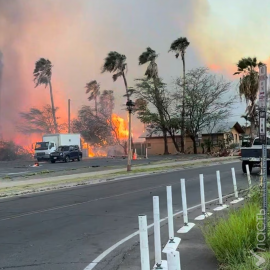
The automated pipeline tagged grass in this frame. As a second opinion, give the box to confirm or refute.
[202,185,270,269]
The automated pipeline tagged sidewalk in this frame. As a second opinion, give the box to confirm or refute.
[0,156,239,190]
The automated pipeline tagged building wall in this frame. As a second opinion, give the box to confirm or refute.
[145,128,242,155]
[145,137,179,155]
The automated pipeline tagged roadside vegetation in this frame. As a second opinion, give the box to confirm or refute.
[202,186,270,269]
[0,140,32,161]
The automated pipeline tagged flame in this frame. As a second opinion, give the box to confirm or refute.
[80,113,129,158]
[111,113,129,140]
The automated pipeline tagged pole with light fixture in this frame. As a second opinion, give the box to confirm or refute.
[126,99,135,171]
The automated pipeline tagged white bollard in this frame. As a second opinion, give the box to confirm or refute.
[195,174,213,220]
[167,251,181,270]
[167,186,174,241]
[162,186,181,254]
[153,196,168,269]
[213,171,228,211]
[246,164,251,187]
[138,215,150,270]
[177,179,195,233]
[230,168,244,204]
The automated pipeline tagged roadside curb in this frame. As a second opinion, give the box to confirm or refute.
[0,157,240,199]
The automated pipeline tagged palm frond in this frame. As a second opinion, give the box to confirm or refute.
[138,47,157,65]
[169,37,190,54]
[101,51,126,73]
[33,58,52,88]
[85,80,100,100]
[112,71,123,82]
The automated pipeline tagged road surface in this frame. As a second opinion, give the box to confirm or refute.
[0,154,210,179]
[0,161,255,269]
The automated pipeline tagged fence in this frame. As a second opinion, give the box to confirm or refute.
[138,166,252,269]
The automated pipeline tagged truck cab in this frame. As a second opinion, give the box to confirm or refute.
[241,136,270,174]
[34,141,57,161]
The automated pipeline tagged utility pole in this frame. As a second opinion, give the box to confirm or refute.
[0,51,3,141]
[68,99,71,133]
[258,64,268,244]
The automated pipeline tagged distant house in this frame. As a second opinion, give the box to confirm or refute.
[139,122,245,155]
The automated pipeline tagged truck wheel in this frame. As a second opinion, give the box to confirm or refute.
[65,156,70,163]
[51,160,55,164]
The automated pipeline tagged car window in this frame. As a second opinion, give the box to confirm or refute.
[253,138,270,145]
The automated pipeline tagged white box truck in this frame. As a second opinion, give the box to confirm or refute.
[34,133,81,161]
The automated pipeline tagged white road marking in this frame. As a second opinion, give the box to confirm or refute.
[83,193,238,270]
[0,171,30,175]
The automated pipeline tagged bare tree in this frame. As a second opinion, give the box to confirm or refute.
[18,105,66,134]
[134,78,180,153]
[176,68,235,154]
[138,47,170,154]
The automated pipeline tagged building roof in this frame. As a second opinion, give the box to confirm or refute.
[139,121,245,138]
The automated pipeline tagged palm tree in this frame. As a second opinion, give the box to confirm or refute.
[138,47,169,155]
[85,80,100,116]
[33,58,58,133]
[101,51,132,170]
[101,51,129,99]
[233,57,262,139]
[169,37,190,153]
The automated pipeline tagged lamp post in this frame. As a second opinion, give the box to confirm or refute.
[126,99,135,171]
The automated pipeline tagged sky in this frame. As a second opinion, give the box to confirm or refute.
[0,0,270,145]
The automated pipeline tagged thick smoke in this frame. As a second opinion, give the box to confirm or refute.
[0,51,3,140]
[0,0,87,144]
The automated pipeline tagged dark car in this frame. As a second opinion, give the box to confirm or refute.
[50,145,82,163]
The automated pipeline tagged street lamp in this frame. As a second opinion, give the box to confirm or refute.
[126,99,135,171]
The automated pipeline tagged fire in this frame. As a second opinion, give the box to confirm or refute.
[87,145,107,157]
[111,113,129,140]
[80,113,129,158]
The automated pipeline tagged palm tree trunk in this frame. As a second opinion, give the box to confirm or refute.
[49,80,58,133]
[95,96,97,116]
[122,73,129,100]
[180,55,186,153]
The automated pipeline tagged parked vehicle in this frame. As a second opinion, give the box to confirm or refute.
[50,145,82,163]
[34,134,81,161]
[241,137,270,174]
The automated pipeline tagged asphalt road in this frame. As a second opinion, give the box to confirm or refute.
[0,161,257,270]
[0,154,210,179]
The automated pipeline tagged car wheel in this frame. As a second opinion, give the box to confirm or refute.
[65,156,70,163]
[37,158,41,162]
[51,160,55,164]
[77,155,81,161]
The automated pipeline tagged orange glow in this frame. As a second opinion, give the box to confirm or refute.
[79,113,129,157]
[111,113,129,140]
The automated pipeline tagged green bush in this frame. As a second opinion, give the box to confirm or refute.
[202,186,270,269]
[202,203,260,265]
